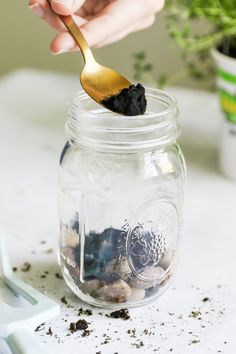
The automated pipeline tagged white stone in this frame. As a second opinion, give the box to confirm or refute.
[96,279,132,303]
[129,288,145,302]
[105,257,131,280]
[129,266,165,289]
[81,279,102,295]
[159,249,174,270]
[65,229,80,248]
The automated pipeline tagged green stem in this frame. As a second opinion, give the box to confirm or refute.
[174,25,236,51]
[140,58,213,88]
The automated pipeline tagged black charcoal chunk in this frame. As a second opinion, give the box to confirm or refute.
[101,84,147,116]
[59,141,70,165]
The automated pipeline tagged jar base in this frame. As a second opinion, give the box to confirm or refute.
[61,263,174,309]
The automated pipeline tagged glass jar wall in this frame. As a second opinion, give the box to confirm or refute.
[59,89,186,308]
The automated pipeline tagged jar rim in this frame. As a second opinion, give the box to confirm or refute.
[67,87,180,153]
[70,87,178,121]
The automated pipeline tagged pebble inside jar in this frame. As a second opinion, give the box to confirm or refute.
[59,88,186,308]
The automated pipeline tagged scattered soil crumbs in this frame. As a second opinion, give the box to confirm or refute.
[44,248,54,254]
[143,329,154,336]
[132,341,144,349]
[46,327,53,336]
[21,262,31,272]
[82,329,93,337]
[189,311,202,319]
[69,319,89,333]
[12,267,17,272]
[78,308,93,316]
[78,321,88,331]
[35,323,45,332]
[191,340,200,344]
[30,281,227,353]
[127,329,136,338]
[108,308,130,320]
[61,296,68,305]
[55,272,63,279]
[69,322,77,334]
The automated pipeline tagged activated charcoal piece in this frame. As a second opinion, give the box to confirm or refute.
[59,141,70,165]
[101,83,147,116]
[99,228,123,264]
[75,228,125,274]
[75,231,100,264]
[84,254,98,268]
[70,212,80,233]
[71,227,128,283]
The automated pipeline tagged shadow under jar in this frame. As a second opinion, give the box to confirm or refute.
[59,88,186,309]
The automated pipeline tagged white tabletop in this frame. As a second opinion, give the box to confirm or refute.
[0,70,235,354]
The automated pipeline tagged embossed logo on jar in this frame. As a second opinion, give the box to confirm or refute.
[129,223,165,267]
[126,200,179,282]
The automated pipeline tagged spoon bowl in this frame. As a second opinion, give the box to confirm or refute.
[81,61,131,103]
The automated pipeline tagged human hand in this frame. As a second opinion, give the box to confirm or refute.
[28,0,164,54]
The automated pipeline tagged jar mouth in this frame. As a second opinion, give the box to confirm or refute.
[67,88,180,153]
[70,88,177,120]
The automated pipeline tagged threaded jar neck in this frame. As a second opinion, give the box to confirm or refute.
[66,88,180,153]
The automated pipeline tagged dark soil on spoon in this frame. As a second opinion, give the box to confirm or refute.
[101,83,147,116]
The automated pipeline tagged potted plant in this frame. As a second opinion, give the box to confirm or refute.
[164,0,236,180]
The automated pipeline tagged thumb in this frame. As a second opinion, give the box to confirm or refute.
[50,0,85,15]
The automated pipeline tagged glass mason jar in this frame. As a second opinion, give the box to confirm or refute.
[59,88,186,308]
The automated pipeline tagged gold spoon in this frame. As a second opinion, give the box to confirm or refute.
[47,0,131,106]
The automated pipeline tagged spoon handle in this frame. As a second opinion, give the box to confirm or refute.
[47,0,95,63]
